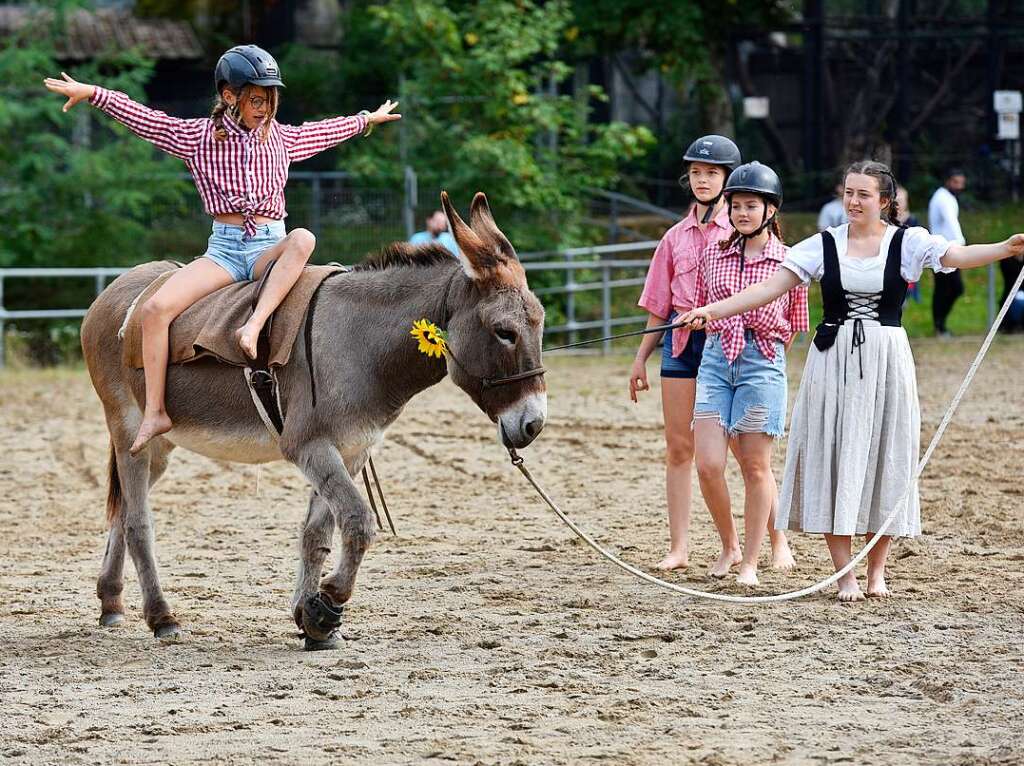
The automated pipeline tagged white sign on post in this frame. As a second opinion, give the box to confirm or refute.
[994,90,1023,114]
[743,97,770,120]
[998,112,1020,140]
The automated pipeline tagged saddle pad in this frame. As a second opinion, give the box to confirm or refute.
[122,263,343,370]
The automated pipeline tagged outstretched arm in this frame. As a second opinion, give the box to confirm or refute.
[43,72,204,161]
[677,268,803,329]
[940,234,1024,270]
[280,99,402,162]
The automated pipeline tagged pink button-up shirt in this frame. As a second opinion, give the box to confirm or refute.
[638,205,732,357]
[694,233,809,363]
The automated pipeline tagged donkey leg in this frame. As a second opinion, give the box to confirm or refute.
[290,490,336,630]
[285,440,376,647]
[115,443,182,639]
[319,451,374,607]
[97,519,126,627]
[97,436,176,629]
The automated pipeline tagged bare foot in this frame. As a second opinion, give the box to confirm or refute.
[771,539,797,572]
[235,324,260,360]
[866,572,890,598]
[708,547,742,579]
[836,573,865,603]
[736,563,759,587]
[129,412,173,454]
[656,551,689,571]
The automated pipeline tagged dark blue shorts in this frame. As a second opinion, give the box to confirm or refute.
[660,314,706,379]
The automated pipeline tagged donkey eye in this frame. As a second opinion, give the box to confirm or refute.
[494,328,518,346]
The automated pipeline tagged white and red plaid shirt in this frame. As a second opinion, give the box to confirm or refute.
[694,233,809,363]
[89,87,368,238]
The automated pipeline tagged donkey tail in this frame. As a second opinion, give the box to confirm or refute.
[106,442,123,525]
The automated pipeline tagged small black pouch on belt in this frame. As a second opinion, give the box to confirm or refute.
[812,321,840,352]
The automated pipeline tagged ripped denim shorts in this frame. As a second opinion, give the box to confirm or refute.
[693,330,788,438]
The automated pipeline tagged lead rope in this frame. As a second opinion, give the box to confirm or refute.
[508,266,1024,604]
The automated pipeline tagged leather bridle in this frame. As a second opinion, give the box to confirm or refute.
[437,268,546,390]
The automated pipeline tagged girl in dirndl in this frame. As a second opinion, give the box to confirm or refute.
[681,160,1024,601]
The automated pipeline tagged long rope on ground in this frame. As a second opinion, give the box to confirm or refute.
[511,266,1024,604]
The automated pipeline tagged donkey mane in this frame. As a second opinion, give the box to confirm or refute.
[354,242,456,272]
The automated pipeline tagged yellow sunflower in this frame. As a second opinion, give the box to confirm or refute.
[410,319,448,358]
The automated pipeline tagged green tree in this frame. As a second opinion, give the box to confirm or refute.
[328,0,654,251]
[0,12,191,271]
[569,0,793,177]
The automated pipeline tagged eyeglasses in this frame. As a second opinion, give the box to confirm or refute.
[247,96,268,109]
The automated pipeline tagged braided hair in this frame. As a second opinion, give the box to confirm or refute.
[844,160,900,225]
[211,84,279,143]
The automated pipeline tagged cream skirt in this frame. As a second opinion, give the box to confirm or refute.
[777,323,921,537]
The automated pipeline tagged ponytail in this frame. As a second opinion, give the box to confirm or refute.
[211,96,231,141]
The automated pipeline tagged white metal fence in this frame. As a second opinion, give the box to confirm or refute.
[0,242,657,367]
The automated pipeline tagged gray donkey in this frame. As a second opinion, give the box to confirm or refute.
[81,192,547,648]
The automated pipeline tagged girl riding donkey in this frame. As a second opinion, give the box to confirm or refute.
[630,135,741,571]
[44,45,400,454]
[681,160,1024,601]
[690,162,804,586]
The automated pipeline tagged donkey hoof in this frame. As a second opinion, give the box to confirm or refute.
[301,592,344,643]
[303,634,342,652]
[99,612,125,628]
[154,623,182,641]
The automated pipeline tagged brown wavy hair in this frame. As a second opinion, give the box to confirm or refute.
[212,84,278,143]
[844,160,900,224]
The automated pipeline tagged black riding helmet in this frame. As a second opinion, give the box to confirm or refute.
[214,45,285,92]
[724,161,782,206]
[680,135,742,222]
[724,162,783,254]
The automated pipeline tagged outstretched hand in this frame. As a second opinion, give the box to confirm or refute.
[43,72,95,112]
[1006,233,1024,261]
[367,99,402,126]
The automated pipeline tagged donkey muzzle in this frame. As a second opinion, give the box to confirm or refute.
[497,392,547,449]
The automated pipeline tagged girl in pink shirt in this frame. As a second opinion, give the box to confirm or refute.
[44,45,400,454]
[630,135,740,570]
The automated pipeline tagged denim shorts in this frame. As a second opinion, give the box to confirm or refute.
[202,220,287,282]
[693,331,788,438]
[661,312,706,379]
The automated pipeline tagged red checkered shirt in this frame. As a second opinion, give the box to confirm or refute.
[694,233,809,363]
[89,87,368,238]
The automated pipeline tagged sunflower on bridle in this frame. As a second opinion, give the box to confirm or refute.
[410,319,448,358]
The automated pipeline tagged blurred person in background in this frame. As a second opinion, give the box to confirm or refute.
[998,248,1024,333]
[897,186,921,302]
[928,169,967,337]
[411,210,460,256]
[817,181,848,231]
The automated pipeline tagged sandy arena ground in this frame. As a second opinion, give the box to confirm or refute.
[1,339,1023,765]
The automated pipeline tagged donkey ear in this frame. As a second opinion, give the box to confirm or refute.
[441,190,493,281]
[468,192,518,263]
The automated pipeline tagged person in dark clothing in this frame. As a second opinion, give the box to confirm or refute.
[928,169,967,336]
